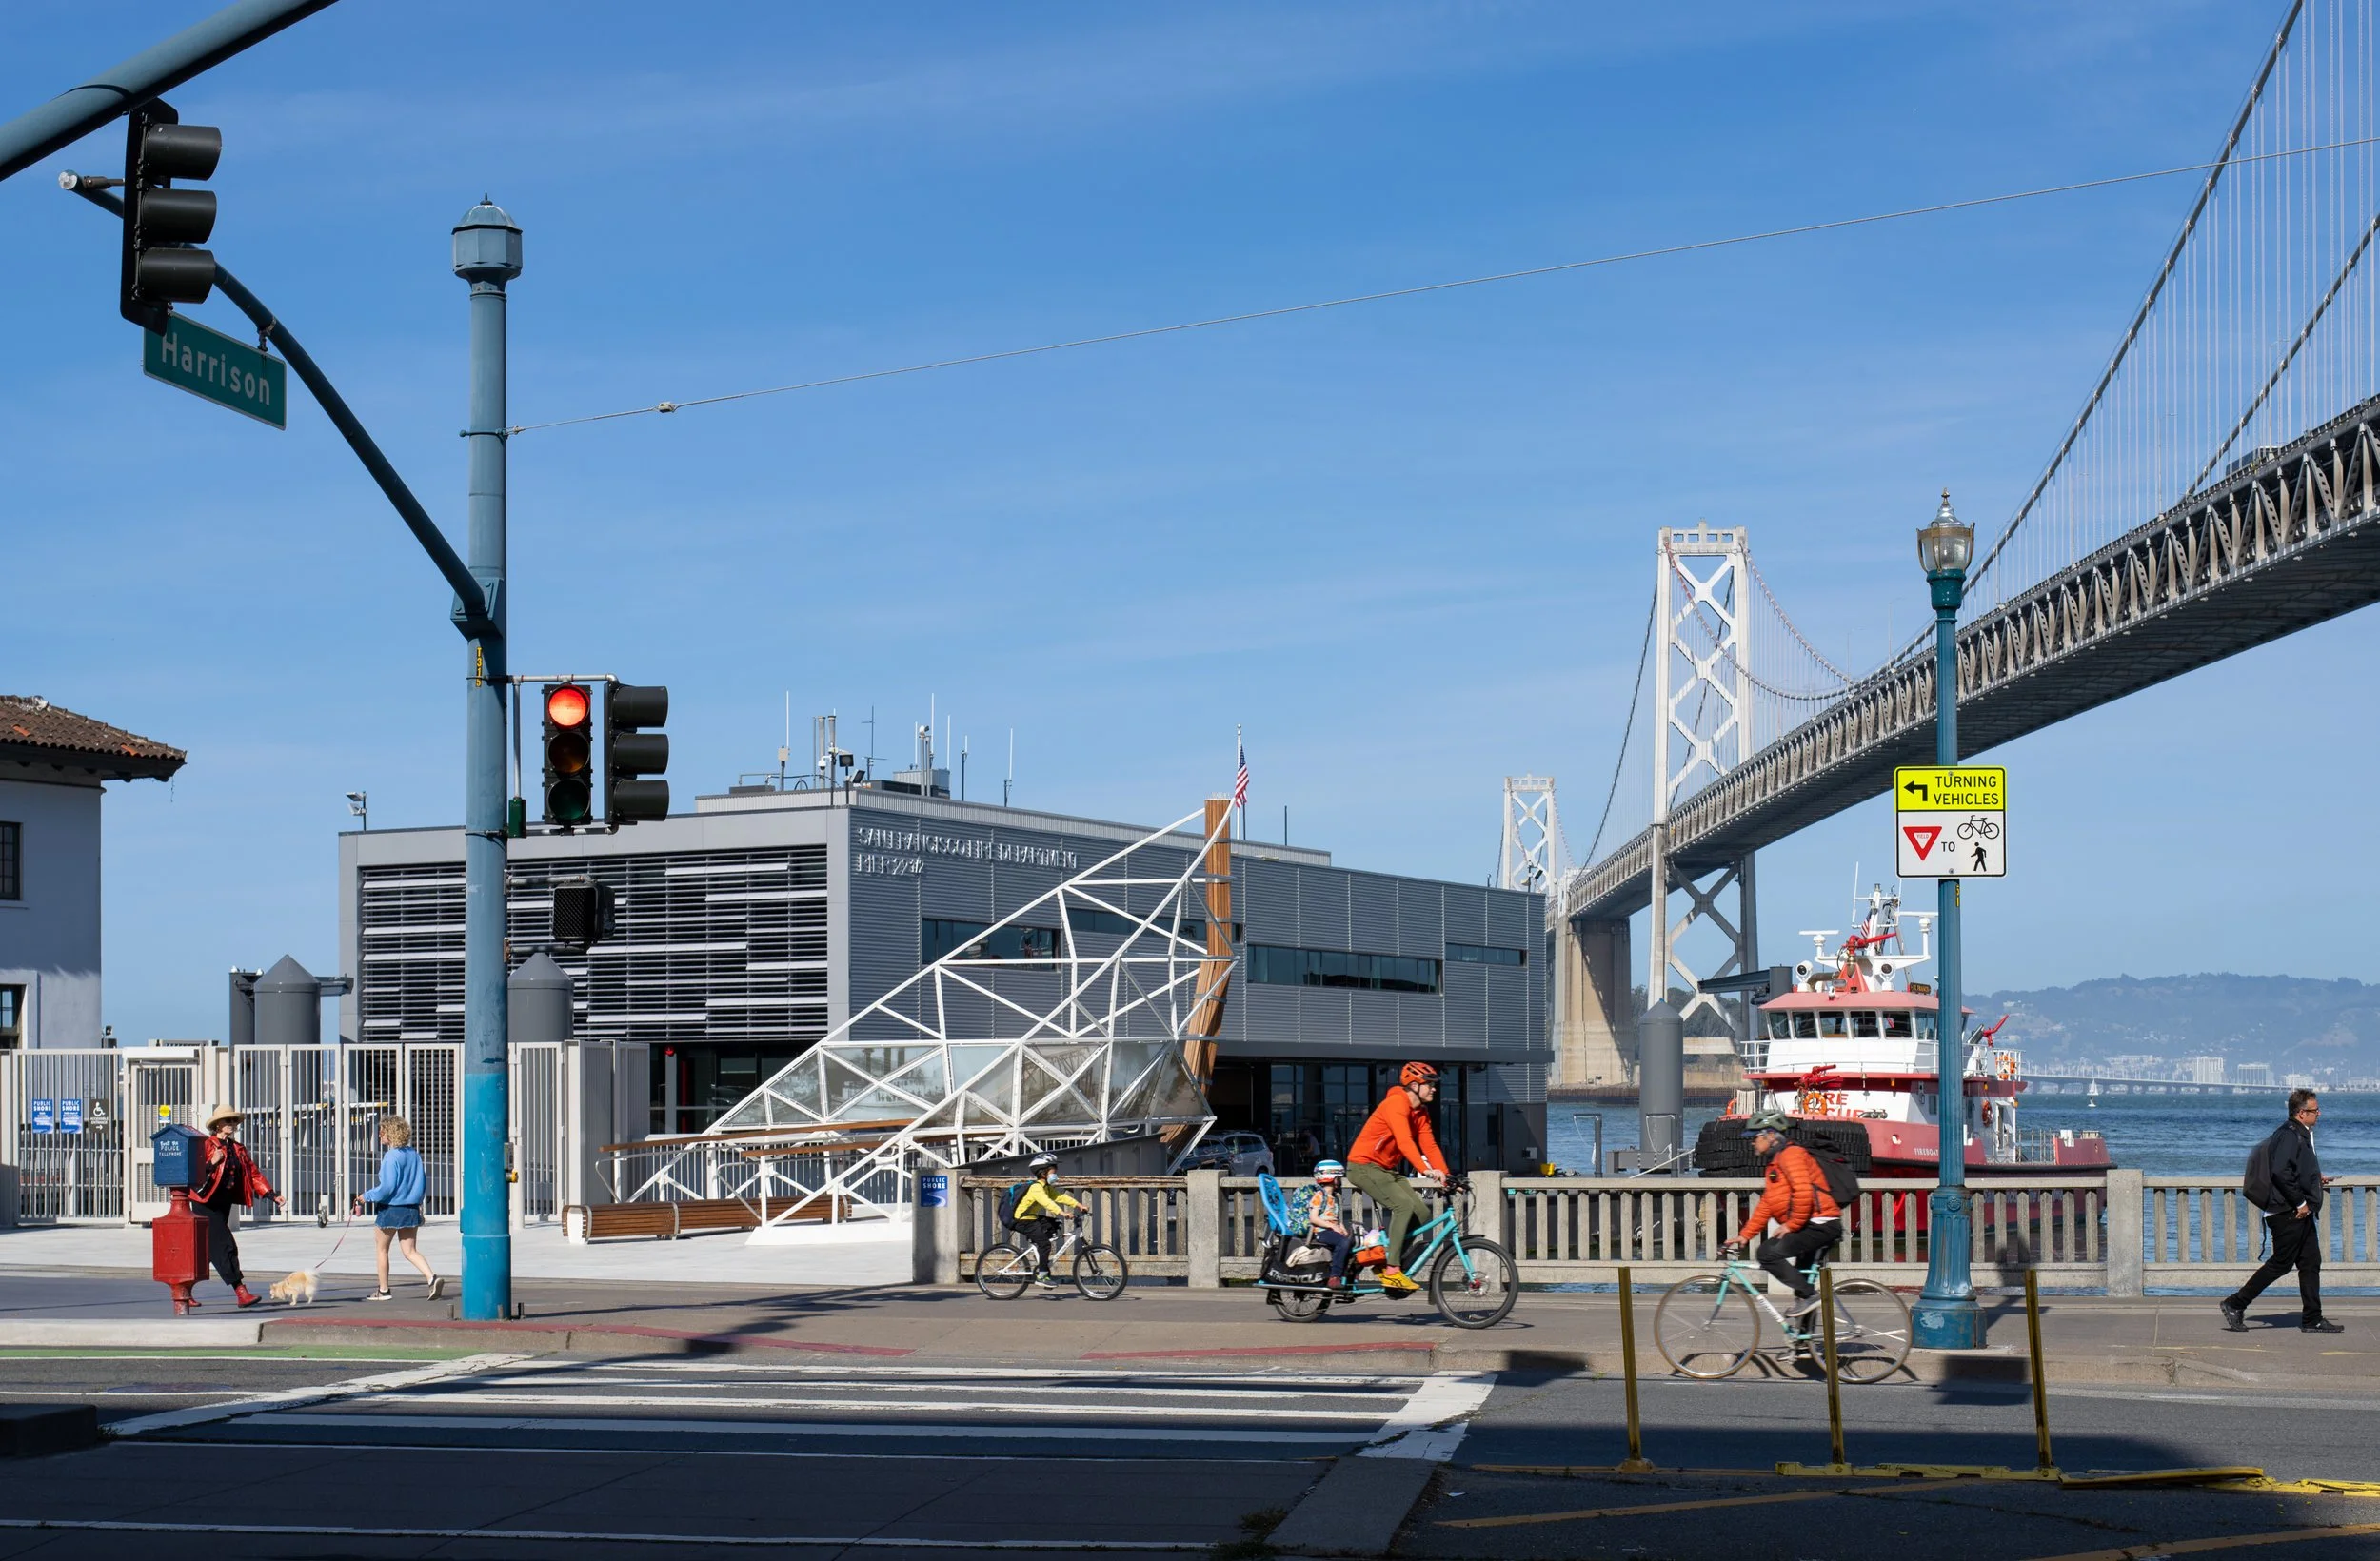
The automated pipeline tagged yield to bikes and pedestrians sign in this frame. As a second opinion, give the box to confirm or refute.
[1894,765,2006,879]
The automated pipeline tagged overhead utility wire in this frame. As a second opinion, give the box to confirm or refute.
[506,131,2380,438]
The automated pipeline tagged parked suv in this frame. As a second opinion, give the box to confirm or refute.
[1183,1131,1275,1176]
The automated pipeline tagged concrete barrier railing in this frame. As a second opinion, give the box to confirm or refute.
[916,1169,2380,1295]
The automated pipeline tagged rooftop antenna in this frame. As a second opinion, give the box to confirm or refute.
[779,692,790,792]
[1005,728,1015,806]
[961,735,970,801]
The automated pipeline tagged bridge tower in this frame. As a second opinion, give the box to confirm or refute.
[1498,775,1562,895]
[1646,523,1760,1099]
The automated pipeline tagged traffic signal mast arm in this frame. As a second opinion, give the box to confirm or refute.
[64,177,489,635]
[0,0,337,185]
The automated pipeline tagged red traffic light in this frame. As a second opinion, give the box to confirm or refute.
[545,684,590,729]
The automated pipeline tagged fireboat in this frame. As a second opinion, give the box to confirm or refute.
[1693,885,2112,1179]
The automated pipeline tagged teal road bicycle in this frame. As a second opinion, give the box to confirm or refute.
[1254,1173,1519,1331]
[1655,1249,1912,1381]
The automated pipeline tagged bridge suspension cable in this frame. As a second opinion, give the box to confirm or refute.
[1961,0,2380,622]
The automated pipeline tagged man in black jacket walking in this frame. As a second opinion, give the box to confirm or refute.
[2222,1090,2340,1334]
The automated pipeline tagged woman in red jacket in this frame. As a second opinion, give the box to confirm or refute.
[192,1104,283,1308]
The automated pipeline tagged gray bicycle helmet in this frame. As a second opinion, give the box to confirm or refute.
[1028,1152,1058,1171]
[1742,1109,1794,1137]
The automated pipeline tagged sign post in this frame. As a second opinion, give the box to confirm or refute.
[1894,765,2006,879]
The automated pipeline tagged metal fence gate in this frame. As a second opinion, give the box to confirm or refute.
[4,1042,568,1227]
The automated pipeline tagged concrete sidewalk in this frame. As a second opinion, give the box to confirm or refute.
[0,1265,2368,1385]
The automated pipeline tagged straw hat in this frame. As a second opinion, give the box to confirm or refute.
[204,1103,244,1130]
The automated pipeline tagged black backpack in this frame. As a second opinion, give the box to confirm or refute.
[2243,1132,2279,1211]
[997,1181,1033,1230]
[1805,1143,1860,1209]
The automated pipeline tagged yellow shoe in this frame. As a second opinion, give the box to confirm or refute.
[1378,1268,1420,1294]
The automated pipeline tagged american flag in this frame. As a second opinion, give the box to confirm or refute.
[1233,729,1249,809]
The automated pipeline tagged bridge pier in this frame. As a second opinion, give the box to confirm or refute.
[1555,916,1634,1091]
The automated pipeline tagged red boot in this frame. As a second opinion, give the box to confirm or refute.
[233,1285,261,1309]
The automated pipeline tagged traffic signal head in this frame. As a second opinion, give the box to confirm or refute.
[120,101,221,333]
[541,682,594,826]
[605,683,669,824]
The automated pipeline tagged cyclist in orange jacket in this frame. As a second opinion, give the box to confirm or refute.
[1346,1062,1448,1294]
[1722,1110,1842,1316]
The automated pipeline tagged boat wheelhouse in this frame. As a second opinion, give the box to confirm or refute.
[1695,886,2110,1178]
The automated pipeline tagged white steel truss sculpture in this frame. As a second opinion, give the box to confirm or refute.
[702,804,1228,1230]
[1650,524,1758,1054]
[1498,775,1563,898]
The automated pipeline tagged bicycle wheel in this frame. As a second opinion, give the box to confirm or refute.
[1429,1238,1518,1330]
[1273,1286,1332,1322]
[1656,1274,1761,1378]
[974,1243,1035,1300]
[1825,1279,1912,1383]
[1073,1241,1129,1301]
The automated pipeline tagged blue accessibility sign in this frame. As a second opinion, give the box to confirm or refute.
[28,1098,53,1134]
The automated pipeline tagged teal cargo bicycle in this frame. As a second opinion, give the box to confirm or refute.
[1253,1172,1518,1330]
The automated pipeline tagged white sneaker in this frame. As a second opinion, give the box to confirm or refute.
[1783,1293,1823,1318]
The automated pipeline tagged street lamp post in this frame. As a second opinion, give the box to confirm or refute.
[454,199,522,1323]
[1914,490,1982,1351]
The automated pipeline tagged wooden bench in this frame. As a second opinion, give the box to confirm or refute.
[565,1195,852,1241]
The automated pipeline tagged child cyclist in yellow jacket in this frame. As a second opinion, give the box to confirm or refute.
[1011,1153,1084,1284]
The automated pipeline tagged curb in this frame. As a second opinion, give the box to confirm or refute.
[260,1317,914,1357]
[0,1320,264,1349]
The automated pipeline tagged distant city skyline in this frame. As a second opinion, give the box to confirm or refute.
[2,1,2357,1043]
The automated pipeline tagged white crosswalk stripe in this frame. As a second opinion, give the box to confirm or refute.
[149,1359,1497,1459]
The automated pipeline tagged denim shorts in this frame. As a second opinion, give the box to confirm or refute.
[374,1204,423,1231]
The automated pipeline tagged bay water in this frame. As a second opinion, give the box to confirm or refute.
[1543,1089,2380,1177]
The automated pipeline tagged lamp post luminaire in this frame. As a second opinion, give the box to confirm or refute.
[1914,491,1983,1351]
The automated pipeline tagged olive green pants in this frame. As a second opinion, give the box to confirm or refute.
[1346,1161,1431,1271]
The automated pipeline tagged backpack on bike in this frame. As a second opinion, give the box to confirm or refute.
[997,1181,1034,1231]
[1806,1143,1860,1209]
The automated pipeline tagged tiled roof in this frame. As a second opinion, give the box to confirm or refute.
[0,697,185,781]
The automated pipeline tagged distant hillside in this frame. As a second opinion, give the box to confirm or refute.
[1973,974,2380,1077]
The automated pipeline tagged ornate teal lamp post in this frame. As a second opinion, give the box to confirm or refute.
[1914,491,1982,1351]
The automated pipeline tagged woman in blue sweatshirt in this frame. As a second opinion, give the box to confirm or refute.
[352,1116,441,1300]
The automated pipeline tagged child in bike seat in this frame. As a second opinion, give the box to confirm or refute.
[1295,1161,1354,1288]
[1012,1153,1083,1284]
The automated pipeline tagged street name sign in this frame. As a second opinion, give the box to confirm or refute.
[1894,765,2006,879]
[143,315,287,429]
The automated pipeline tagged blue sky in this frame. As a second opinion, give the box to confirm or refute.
[0,0,2344,1040]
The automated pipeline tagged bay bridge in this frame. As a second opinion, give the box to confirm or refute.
[1497,0,2380,1094]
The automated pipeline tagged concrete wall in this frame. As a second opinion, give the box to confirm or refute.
[0,769,105,1048]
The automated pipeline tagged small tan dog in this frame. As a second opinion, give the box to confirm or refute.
[267,1270,318,1307]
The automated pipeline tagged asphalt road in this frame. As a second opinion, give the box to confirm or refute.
[1419,1373,2380,1561]
[0,1353,1482,1557]
[10,1352,2380,1557]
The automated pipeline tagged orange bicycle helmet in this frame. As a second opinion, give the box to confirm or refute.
[1400,1061,1439,1087]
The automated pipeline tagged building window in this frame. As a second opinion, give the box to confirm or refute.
[922,918,1058,963]
[1248,944,1441,995]
[0,987,21,1048]
[0,821,18,900]
[1446,942,1525,967]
